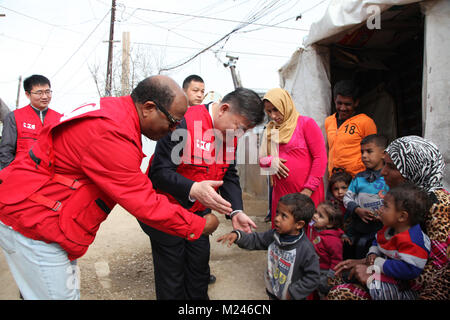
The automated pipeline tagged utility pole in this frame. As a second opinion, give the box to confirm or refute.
[15,76,22,109]
[105,0,116,97]
[121,32,130,96]
[223,54,242,89]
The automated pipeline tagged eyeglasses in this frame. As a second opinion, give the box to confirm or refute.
[30,90,53,97]
[154,102,182,128]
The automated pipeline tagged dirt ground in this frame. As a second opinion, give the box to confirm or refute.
[0,194,270,300]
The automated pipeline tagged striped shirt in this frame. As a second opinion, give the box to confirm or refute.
[369,224,431,280]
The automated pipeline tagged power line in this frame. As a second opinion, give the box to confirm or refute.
[0,5,84,35]
[52,9,111,78]
[127,7,309,32]
[158,28,238,73]
[158,0,296,72]
[133,41,290,58]
[238,0,328,33]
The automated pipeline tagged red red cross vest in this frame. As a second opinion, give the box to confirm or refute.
[14,105,62,155]
[152,104,237,213]
[0,100,119,260]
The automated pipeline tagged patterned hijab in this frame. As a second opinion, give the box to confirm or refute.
[385,135,444,193]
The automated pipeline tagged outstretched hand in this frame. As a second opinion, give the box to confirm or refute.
[232,211,257,233]
[217,232,238,247]
[189,180,232,215]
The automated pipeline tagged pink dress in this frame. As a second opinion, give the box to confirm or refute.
[270,116,327,228]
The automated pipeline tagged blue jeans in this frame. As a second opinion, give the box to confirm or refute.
[0,221,80,300]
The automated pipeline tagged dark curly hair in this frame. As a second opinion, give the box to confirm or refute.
[385,182,432,226]
[329,168,352,193]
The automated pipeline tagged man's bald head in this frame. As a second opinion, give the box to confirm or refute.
[131,75,188,140]
[131,75,185,112]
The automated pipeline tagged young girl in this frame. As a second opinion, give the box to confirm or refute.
[330,183,431,300]
[307,201,344,297]
[327,169,353,259]
[328,169,352,223]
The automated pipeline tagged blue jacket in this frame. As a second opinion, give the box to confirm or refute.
[343,169,388,234]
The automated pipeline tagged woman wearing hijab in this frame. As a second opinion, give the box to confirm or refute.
[328,136,449,300]
[259,88,327,227]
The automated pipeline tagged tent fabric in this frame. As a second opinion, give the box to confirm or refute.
[421,0,450,190]
[279,0,449,189]
[279,45,331,134]
[303,0,422,47]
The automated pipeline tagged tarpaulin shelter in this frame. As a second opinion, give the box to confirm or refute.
[279,0,449,189]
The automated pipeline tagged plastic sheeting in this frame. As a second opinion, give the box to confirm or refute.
[304,0,422,47]
[279,45,331,135]
[279,0,449,189]
[421,0,450,189]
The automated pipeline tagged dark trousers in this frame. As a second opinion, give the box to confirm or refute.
[345,231,377,259]
[139,222,210,300]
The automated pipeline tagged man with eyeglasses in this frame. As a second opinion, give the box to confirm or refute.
[139,87,265,300]
[0,74,61,169]
[0,75,221,299]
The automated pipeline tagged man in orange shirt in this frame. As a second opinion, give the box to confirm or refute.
[325,80,377,177]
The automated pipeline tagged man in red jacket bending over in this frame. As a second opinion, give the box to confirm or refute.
[0,75,221,299]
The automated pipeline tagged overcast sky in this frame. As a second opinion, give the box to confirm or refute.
[0,0,330,114]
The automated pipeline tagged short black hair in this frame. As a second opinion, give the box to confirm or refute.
[386,182,431,226]
[361,134,388,149]
[131,76,175,110]
[333,80,360,100]
[279,193,315,225]
[23,74,51,92]
[222,87,264,127]
[182,74,204,90]
[317,201,343,229]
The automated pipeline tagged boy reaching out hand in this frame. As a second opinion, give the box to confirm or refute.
[217,193,320,300]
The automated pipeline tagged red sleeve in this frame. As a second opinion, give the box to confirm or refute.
[302,117,328,191]
[77,124,205,241]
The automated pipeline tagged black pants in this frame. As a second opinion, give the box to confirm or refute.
[344,231,377,259]
[139,221,210,300]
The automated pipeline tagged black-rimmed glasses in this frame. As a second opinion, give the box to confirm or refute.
[30,89,53,97]
[154,102,182,128]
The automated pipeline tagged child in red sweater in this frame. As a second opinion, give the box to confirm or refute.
[307,201,344,297]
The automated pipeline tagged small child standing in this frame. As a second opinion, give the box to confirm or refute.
[328,169,352,217]
[343,134,389,258]
[307,201,344,297]
[327,169,353,243]
[217,193,320,300]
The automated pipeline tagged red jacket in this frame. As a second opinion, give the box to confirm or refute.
[0,96,205,260]
[15,105,61,154]
[307,225,344,270]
